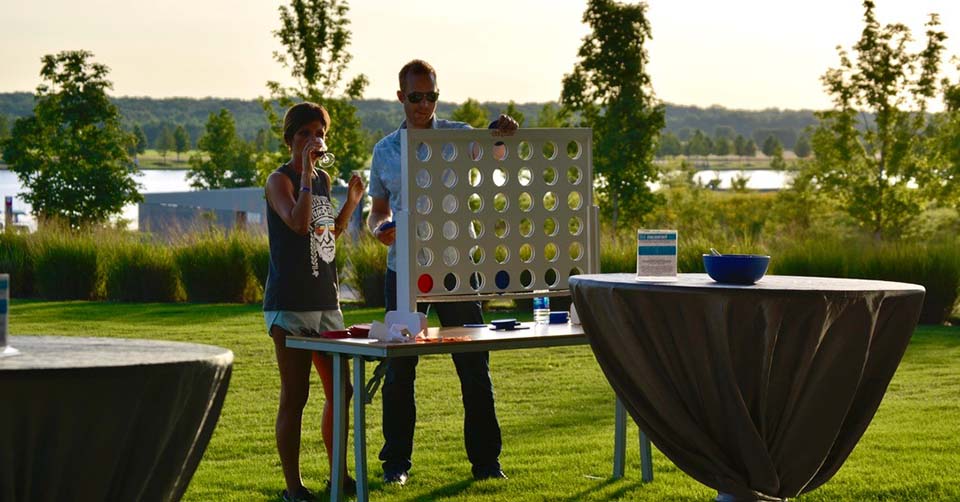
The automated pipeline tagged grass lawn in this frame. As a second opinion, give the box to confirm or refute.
[136,149,196,169]
[8,300,960,501]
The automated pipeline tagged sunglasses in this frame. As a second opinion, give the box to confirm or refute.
[406,91,439,103]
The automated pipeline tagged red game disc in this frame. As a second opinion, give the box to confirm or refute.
[418,274,434,293]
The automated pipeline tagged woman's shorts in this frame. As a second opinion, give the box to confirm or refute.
[264,309,344,337]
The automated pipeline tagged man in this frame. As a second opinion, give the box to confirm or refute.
[367,59,518,485]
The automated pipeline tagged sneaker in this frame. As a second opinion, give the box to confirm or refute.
[383,470,409,486]
[473,468,508,481]
[281,486,318,502]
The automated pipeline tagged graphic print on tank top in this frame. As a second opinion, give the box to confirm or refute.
[310,194,336,276]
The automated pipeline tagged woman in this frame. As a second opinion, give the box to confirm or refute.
[263,102,363,501]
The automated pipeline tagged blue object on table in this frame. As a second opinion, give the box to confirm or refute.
[549,311,569,324]
[491,319,521,330]
[702,254,771,285]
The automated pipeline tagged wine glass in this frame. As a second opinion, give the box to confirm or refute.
[314,138,336,168]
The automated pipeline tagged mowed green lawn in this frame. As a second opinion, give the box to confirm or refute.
[8,300,960,501]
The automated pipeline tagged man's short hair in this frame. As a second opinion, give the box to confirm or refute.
[398,59,436,92]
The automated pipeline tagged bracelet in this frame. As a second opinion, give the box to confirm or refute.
[300,186,311,192]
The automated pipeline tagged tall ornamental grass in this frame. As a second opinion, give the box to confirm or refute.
[0,232,35,297]
[773,240,960,324]
[342,233,388,308]
[32,232,100,300]
[175,231,257,303]
[103,239,182,302]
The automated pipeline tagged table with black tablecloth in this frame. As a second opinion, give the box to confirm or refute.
[569,273,925,502]
[0,336,233,502]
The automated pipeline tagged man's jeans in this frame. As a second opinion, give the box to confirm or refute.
[378,269,502,476]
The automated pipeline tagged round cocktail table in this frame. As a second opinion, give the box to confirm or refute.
[0,336,233,501]
[570,273,924,501]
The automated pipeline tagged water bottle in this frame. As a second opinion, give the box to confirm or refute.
[533,296,550,324]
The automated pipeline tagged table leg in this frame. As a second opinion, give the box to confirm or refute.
[614,397,654,482]
[640,430,653,482]
[331,354,348,502]
[613,397,626,479]
[352,356,368,502]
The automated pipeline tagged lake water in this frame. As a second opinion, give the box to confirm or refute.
[0,169,194,230]
[0,168,793,231]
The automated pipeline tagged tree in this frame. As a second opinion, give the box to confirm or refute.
[770,143,787,170]
[685,129,712,156]
[805,0,947,239]
[173,124,190,162]
[793,134,812,158]
[534,102,572,128]
[929,68,960,210]
[657,131,682,157]
[1,50,141,228]
[743,139,757,157]
[228,139,261,188]
[733,135,747,157]
[761,135,781,156]
[714,125,736,140]
[712,135,732,156]
[132,124,147,155]
[503,101,525,127]
[265,0,370,183]
[155,124,176,164]
[189,109,258,189]
[450,98,488,128]
[0,114,10,143]
[561,0,665,228]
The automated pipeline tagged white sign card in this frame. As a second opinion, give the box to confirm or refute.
[636,230,678,281]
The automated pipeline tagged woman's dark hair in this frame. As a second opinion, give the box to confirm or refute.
[282,102,331,147]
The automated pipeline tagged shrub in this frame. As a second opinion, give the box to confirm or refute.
[33,234,100,300]
[246,236,270,292]
[175,232,256,303]
[0,232,35,297]
[773,240,960,325]
[342,234,387,308]
[103,240,182,302]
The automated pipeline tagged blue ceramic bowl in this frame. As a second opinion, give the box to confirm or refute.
[702,254,771,285]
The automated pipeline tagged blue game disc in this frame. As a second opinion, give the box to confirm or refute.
[495,270,510,289]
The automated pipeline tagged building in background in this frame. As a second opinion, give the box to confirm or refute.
[139,186,363,237]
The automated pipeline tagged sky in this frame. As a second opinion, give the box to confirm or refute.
[1,0,959,111]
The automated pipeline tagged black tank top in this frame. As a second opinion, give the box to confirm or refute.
[263,163,340,311]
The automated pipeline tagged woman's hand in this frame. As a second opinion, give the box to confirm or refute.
[300,139,322,185]
[346,173,364,206]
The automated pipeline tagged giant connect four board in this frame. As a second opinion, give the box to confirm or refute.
[395,128,599,313]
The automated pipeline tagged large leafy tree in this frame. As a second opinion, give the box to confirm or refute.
[925,63,960,211]
[265,0,370,182]
[450,98,488,128]
[1,50,141,228]
[188,108,258,189]
[561,0,665,228]
[805,0,947,239]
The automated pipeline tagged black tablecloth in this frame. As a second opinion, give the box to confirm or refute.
[569,274,925,501]
[0,336,233,502]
